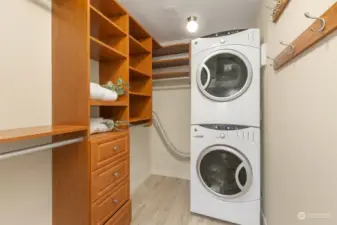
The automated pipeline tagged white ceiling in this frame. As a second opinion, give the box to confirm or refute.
[119,0,261,44]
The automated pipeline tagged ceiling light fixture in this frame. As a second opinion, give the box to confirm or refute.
[186,16,198,33]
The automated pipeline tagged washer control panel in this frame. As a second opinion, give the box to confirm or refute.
[200,124,249,130]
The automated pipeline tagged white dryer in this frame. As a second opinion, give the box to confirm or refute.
[190,124,260,225]
[191,29,261,127]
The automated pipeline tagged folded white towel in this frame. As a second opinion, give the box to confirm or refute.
[90,83,105,100]
[90,82,118,101]
[90,118,115,134]
[101,87,118,101]
[90,123,110,134]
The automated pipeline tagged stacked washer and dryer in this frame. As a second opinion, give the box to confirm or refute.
[190,29,261,225]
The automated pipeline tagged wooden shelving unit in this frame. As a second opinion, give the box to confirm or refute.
[90,6,127,39]
[90,37,127,61]
[130,66,151,77]
[153,71,190,80]
[129,36,151,54]
[130,91,151,97]
[129,117,151,123]
[129,16,152,126]
[153,56,189,69]
[0,125,87,143]
[153,43,189,57]
[52,0,157,224]
[152,43,190,80]
[89,99,128,107]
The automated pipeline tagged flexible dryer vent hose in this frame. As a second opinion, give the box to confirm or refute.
[152,111,190,159]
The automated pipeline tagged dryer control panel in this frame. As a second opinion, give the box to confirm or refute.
[192,124,259,143]
[200,124,249,130]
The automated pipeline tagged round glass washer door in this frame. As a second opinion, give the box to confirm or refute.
[197,50,253,102]
[197,145,253,199]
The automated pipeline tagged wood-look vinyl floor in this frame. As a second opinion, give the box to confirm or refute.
[131,175,233,225]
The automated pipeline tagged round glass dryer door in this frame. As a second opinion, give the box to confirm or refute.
[198,145,253,199]
[197,50,253,102]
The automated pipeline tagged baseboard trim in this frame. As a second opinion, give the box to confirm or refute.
[261,210,268,225]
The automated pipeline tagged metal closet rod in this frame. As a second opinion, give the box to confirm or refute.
[0,137,84,161]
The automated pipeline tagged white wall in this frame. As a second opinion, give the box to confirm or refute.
[130,127,151,193]
[0,0,52,225]
[259,1,337,224]
[150,82,191,180]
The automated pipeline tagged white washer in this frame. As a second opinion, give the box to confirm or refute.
[191,29,261,127]
[190,124,260,225]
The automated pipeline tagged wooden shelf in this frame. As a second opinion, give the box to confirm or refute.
[153,39,162,50]
[129,117,151,123]
[153,43,190,57]
[129,91,151,97]
[129,17,150,40]
[90,6,127,38]
[130,36,150,55]
[153,71,189,79]
[90,36,127,61]
[89,99,128,107]
[0,125,87,143]
[130,66,151,78]
[153,57,189,69]
[90,0,127,18]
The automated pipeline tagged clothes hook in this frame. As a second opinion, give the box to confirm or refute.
[266,56,277,66]
[280,41,295,54]
[304,12,326,32]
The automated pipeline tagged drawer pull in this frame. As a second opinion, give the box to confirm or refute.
[113,146,118,151]
[113,199,119,204]
[114,172,119,177]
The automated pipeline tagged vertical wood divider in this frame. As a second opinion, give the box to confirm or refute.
[52,0,90,225]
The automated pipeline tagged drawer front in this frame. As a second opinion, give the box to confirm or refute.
[91,180,129,225]
[91,136,128,171]
[105,201,131,225]
[92,156,129,202]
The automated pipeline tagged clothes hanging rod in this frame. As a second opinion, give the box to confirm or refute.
[0,137,84,161]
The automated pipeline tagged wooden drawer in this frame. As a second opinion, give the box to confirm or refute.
[105,201,131,225]
[91,180,130,225]
[91,134,128,171]
[92,155,129,202]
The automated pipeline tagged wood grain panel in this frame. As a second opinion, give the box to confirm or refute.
[153,71,190,80]
[91,180,130,225]
[91,133,129,171]
[105,201,131,225]
[52,0,90,224]
[274,2,337,70]
[89,99,128,107]
[90,0,127,18]
[90,6,126,41]
[0,125,87,143]
[91,155,129,202]
[90,37,127,61]
[130,17,150,40]
[153,57,189,69]
[130,36,151,55]
[130,66,151,77]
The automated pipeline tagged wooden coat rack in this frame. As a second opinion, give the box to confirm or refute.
[273,0,290,23]
[270,2,337,70]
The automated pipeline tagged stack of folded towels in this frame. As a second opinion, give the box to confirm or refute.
[90,82,118,101]
[90,118,115,134]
